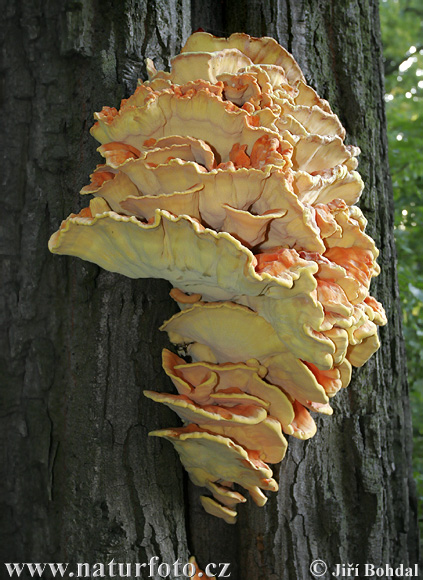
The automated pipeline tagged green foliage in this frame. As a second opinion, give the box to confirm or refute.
[380,0,423,531]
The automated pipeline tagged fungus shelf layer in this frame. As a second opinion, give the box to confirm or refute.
[49,32,386,523]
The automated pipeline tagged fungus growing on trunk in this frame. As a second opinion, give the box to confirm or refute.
[49,32,386,523]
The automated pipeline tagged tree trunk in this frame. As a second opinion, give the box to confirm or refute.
[1,0,418,578]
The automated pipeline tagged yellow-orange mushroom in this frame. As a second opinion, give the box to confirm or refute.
[49,31,386,523]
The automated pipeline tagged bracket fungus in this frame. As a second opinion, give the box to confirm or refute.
[49,32,386,523]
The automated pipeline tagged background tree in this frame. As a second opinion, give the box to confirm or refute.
[1,1,419,578]
[380,0,423,538]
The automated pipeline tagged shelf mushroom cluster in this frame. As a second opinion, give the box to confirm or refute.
[49,32,387,523]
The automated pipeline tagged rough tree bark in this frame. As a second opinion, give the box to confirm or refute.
[1,0,419,579]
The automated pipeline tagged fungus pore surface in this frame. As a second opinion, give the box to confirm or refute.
[49,32,386,523]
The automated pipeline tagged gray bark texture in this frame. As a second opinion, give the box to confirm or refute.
[1,0,419,578]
